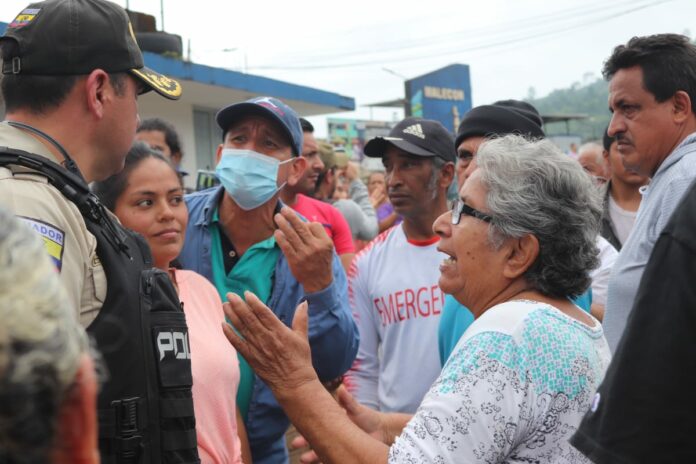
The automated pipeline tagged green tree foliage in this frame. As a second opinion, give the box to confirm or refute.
[526,77,611,142]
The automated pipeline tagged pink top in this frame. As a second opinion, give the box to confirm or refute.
[292,194,355,254]
[174,269,242,464]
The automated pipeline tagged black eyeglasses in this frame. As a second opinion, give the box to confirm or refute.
[451,198,493,225]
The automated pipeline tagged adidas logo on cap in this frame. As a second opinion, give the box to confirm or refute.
[402,123,425,139]
[362,117,456,163]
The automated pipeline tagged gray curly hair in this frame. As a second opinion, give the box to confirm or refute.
[476,135,602,299]
[0,208,89,464]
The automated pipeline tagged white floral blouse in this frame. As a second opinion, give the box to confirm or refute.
[389,300,611,463]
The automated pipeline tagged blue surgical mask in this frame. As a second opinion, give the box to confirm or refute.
[216,148,293,210]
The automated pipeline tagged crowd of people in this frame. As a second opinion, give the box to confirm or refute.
[0,0,694,463]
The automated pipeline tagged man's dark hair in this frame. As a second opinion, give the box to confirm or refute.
[1,72,126,114]
[92,141,175,211]
[300,117,314,133]
[602,126,615,151]
[137,117,182,156]
[603,34,696,115]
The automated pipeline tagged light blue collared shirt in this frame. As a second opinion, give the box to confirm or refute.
[604,132,696,352]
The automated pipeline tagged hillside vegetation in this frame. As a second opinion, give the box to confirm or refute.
[526,77,610,142]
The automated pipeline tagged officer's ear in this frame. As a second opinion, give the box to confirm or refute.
[84,69,111,120]
[52,354,99,464]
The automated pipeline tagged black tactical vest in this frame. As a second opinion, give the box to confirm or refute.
[0,148,200,464]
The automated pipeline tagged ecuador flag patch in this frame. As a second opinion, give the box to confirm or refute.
[19,216,65,271]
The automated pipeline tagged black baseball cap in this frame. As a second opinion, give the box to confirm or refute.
[364,117,456,162]
[0,0,182,100]
[454,100,544,148]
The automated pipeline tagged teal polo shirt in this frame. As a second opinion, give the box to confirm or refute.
[209,208,280,421]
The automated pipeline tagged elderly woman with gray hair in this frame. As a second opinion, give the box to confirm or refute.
[222,135,611,463]
[0,209,98,464]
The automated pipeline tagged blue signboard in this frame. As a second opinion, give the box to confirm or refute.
[405,64,472,133]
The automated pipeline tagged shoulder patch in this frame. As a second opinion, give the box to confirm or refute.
[18,216,65,271]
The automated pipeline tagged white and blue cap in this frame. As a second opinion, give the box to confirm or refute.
[216,96,303,156]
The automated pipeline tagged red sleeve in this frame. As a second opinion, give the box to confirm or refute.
[329,206,356,254]
[291,195,355,255]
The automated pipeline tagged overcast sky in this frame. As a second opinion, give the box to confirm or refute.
[0,0,687,136]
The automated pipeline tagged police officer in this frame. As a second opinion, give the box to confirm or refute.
[0,0,198,462]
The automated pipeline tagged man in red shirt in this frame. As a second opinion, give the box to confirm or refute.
[280,118,355,272]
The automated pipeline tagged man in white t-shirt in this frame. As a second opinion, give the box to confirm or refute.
[600,126,649,251]
[591,236,618,308]
[343,117,455,413]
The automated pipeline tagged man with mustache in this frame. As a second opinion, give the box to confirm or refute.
[573,36,696,462]
[597,34,696,353]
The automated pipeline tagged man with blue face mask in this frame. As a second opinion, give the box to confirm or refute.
[178,96,359,464]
